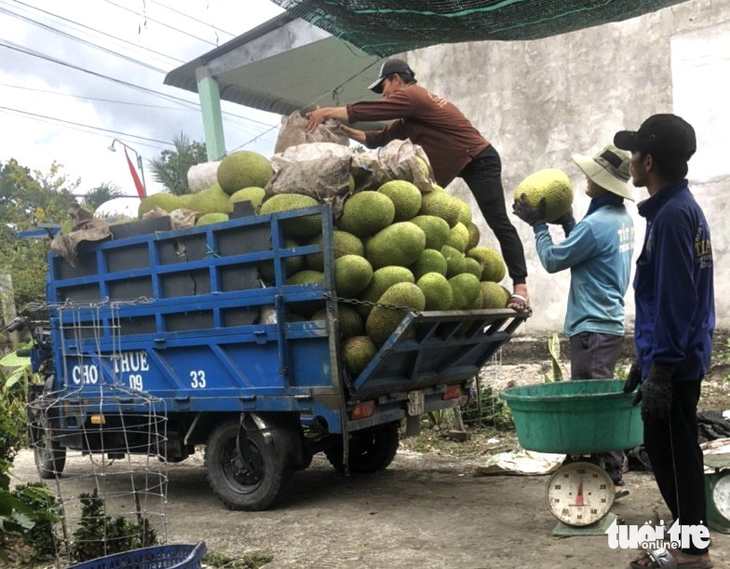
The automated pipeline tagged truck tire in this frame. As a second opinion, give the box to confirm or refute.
[33,427,66,479]
[204,417,297,511]
[325,421,399,473]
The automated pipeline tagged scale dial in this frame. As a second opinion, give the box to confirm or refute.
[713,474,730,520]
[546,461,615,526]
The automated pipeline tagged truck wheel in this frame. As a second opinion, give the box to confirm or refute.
[325,421,400,473]
[204,417,297,511]
[33,427,66,479]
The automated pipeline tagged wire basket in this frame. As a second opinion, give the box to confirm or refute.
[25,300,169,567]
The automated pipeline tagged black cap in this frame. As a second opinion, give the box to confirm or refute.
[368,58,415,94]
[614,114,696,161]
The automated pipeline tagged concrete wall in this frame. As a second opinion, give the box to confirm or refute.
[405,0,730,335]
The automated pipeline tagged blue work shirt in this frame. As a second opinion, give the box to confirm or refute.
[533,193,634,337]
[634,180,714,381]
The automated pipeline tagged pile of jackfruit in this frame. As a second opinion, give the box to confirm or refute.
[137,149,519,377]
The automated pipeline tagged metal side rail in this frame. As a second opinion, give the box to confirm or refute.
[350,308,529,399]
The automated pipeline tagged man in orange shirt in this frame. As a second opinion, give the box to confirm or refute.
[306,59,529,310]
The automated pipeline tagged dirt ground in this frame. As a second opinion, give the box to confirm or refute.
[8,361,730,568]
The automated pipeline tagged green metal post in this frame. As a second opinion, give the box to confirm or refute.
[195,65,226,161]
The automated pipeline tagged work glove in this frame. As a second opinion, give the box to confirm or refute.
[512,195,547,227]
[640,364,674,423]
[553,208,575,235]
[623,361,642,406]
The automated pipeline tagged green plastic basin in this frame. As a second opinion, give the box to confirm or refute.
[499,380,643,454]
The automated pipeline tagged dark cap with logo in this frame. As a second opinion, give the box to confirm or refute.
[368,58,416,93]
[614,114,696,161]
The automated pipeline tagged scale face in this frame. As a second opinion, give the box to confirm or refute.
[547,461,615,527]
[713,474,730,520]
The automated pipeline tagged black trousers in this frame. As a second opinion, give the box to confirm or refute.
[459,145,528,284]
[644,380,708,556]
[569,331,626,485]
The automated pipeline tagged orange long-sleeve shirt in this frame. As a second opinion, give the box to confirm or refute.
[346,84,489,187]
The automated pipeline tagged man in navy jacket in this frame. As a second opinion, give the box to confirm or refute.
[616,114,714,569]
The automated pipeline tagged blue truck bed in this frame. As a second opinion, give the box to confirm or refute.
[31,204,528,509]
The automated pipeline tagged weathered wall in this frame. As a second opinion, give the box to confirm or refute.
[405,0,730,335]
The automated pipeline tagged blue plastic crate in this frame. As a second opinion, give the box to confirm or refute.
[67,542,206,569]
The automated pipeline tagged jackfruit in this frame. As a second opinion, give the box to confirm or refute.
[449,273,481,310]
[409,215,451,250]
[178,194,194,209]
[514,168,573,222]
[338,304,365,339]
[411,249,448,280]
[365,282,426,345]
[417,272,453,310]
[341,336,378,376]
[286,270,324,285]
[188,183,230,215]
[229,187,266,213]
[456,199,472,225]
[441,245,466,277]
[217,150,273,195]
[416,156,430,179]
[335,255,373,297]
[259,238,304,283]
[377,180,422,221]
[357,266,415,317]
[311,304,365,339]
[260,193,321,238]
[196,212,229,226]
[466,247,506,282]
[138,192,180,217]
[306,230,364,271]
[463,257,484,279]
[365,222,426,269]
[481,281,511,309]
[338,191,395,237]
[445,222,469,253]
[419,191,460,227]
[466,222,480,250]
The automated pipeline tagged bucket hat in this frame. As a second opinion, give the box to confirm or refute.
[572,144,633,201]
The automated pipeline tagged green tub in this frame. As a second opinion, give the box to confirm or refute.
[499,380,643,454]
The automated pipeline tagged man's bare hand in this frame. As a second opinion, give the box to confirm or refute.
[305,108,331,133]
[340,125,366,144]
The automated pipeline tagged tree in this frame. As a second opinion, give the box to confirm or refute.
[148,133,208,196]
[0,160,77,314]
[83,182,123,211]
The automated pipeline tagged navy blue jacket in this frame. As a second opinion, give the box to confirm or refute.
[634,180,714,381]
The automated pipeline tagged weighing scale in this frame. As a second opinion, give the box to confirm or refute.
[546,459,616,536]
[499,380,643,538]
[704,452,730,534]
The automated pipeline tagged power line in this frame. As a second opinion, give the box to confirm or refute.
[0,5,168,73]
[8,0,184,66]
[101,0,218,47]
[146,0,236,39]
[0,82,192,110]
[0,39,281,131]
[0,104,173,149]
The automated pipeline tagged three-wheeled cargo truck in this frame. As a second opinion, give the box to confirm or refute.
[26,204,528,510]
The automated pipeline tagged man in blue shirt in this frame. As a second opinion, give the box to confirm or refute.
[616,114,713,569]
[513,144,634,493]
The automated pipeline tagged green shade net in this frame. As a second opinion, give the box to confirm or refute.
[272,0,688,57]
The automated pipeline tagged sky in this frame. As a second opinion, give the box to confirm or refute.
[0,0,286,199]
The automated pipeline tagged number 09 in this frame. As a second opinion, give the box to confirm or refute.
[190,370,206,388]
